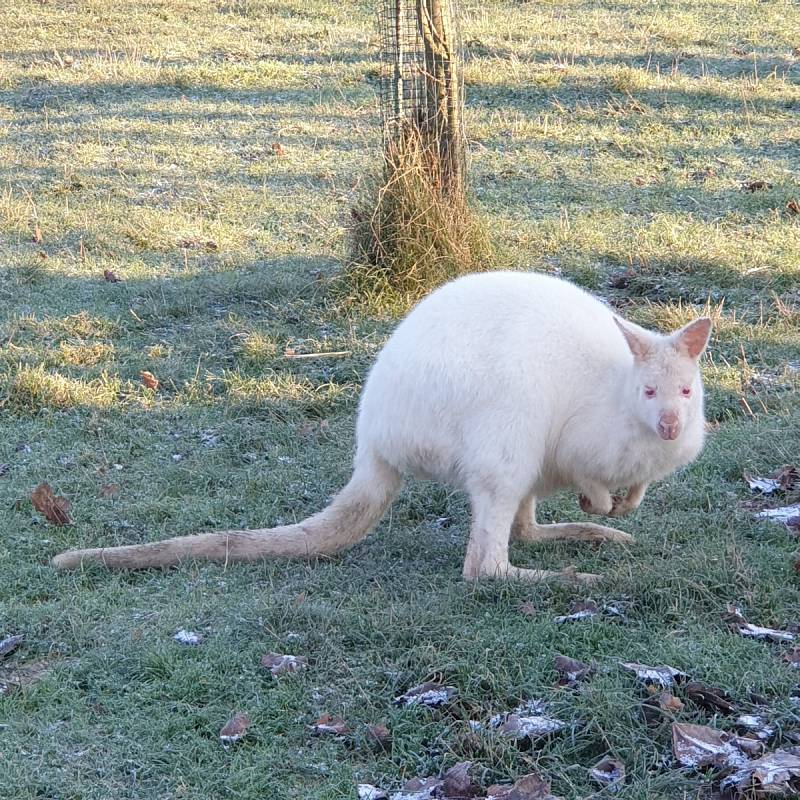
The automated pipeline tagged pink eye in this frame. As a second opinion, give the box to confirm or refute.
[681,387,691,397]
[644,387,656,398]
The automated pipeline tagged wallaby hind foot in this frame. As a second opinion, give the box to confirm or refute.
[511,494,633,545]
[512,521,633,545]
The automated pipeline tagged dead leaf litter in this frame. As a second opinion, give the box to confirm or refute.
[394,681,458,707]
[261,652,308,676]
[620,662,690,687]
[219,712,251,744]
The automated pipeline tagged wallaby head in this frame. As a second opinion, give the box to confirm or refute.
[614,316,712,442]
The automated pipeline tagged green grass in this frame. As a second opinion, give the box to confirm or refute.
[1,1,799,798]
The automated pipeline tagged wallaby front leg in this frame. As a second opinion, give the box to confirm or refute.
[464,489,601,584]
[609,482,649,518]
[578,481,614,516]
[463,489,518,580]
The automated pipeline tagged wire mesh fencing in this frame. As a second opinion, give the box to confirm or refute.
[377,0,465,192]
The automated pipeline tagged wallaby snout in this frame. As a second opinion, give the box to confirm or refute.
[657,410,680,441]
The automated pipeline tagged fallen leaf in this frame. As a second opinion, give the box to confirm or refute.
[491,700,565,741]
[394,681,458,707]
[261,652,307,677]
[99,484,119,498]
[487,772,562,800]
[173,629,203,646]
[554,600,600,623]
[554,655,593,686]
[723,604,748,627]
[358,785,388,800]
[31,483,72,525]
[219,712,251,744]
[0,659,52,694]
[686,682,736,715]
[0,635,23,659]
[642,691,685,724]
[736,714,775,741]
[32,221,42,243]
[738,623,794,643]
[271,142,285,156]
[366,722,391,747]
[553,598,625,623]
[394,776,442,799]
[672,722,751,770]
[720,750,800,796]
[787,199,800,215]
[589,757,625,790]
[783,649,800,669]
[756,504,800,525]
[103,269,121,282]
[439,761,482,798]
[658,690,685,713]
[743,180,772,192]
[736,736,766,758]
[309,713,349,737]
[620,661,689,687]
[140,371,159,390]
[744,465,798,494]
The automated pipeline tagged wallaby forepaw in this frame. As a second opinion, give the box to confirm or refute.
[608,495,632,518]
[578,494,612,516]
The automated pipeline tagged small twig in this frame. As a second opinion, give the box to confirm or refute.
[283,350,351,360]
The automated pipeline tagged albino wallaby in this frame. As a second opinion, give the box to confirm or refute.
[52,272,711,583]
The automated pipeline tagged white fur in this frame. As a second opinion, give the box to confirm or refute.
[352,271,708,581]
[358,272,705,491]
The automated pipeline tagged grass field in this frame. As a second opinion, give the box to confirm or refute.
[1,1,799,797]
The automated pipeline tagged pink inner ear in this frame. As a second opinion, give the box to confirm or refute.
[614,317,651,361]
[678,318,711,359]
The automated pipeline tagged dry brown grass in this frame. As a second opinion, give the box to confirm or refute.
[343,126,497,309]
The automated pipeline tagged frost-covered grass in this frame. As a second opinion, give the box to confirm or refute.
[1,1,799,798]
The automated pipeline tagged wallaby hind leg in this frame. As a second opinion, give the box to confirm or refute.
[511,494,633,544]
[510,492,537,542]
[463,488,601,584]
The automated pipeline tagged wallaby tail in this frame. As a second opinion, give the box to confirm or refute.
[51,453,402,570]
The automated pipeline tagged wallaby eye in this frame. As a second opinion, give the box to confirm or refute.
[681,387,691,397]
[644,387,656,398]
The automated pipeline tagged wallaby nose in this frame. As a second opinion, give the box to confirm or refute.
[658,411,680,441]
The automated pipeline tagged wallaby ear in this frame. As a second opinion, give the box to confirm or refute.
[674,317,712,360]
[614,317,651,362]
